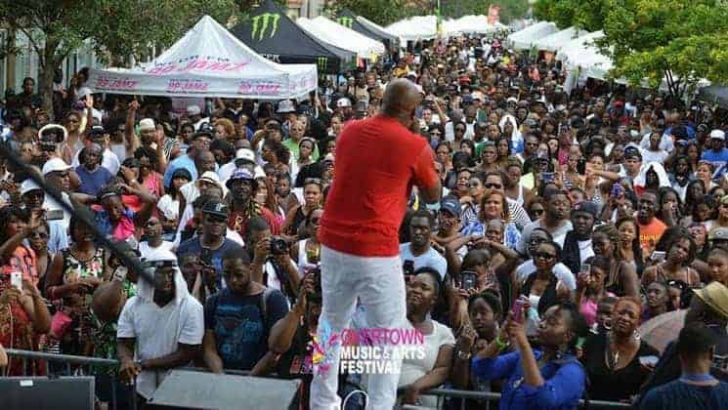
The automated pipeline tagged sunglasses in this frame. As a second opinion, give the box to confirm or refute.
[534,252,556,261]
[484,183,502,189]
[206,215,227,223]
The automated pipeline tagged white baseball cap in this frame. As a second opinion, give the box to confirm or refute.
[337,98,352,108]
[42,158,72,176]
[234,148,256,165]
[710,129,725,140]
[139,118,155,131]
[20,179,42,196]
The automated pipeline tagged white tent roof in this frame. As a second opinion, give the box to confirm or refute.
[507,21,558,50]
[558,31,613,81]
[357,15,398,40]
[87,15,317,99]
[533,27,588,52]
[451,15,507,34]
[386,16,438,41]
[297,16,385,59]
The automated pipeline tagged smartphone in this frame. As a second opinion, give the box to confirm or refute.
[10,271,22,290]
[541,172,555,184]
[576,159,587,175]
[461,270,477,290]
[511,298,527,323]
[46,209,64,221]
[403,260,415,277]
[651,251,666,263]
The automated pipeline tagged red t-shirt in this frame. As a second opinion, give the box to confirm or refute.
[319,115,438,256]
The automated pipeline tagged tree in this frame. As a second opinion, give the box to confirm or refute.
[329,0,415,26]
[0,0,244,119]
[533,0,728,100]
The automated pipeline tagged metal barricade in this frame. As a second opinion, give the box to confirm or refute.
[4,349,632,410]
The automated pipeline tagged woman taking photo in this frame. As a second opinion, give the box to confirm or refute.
[470,302,588,409]
[641,232,700,287]
[581,297,658,402]
[593,223,640,297]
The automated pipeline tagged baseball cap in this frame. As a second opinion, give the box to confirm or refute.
[202,200,229,218]
[623,146,642,160]
[710,129,725,140]
[226,168,256,189]
[20,179,42,196]
[709,226,728,241]
[572,201,598,218]
[42,158,72,176]
[234,148,256,166]
[198,171,222,190]
[38,124,67,143]
[193,123,214,139]
[439,196,462,217]
[337,98,352,108]
[139,118,155,131]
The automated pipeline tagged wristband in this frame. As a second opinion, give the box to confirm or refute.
[457,350,472,361]
[495,336,509,351]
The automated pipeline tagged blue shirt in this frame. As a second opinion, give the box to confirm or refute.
[472,351,585,410]
[176,237,244,289]
[461,220,522,250]
[701,148,728,164]
[639,379,728,410]
[76,165,114,196]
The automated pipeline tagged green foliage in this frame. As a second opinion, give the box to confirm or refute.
[440,0,529,22]
[533,0,728,98]
[328,0,415,26]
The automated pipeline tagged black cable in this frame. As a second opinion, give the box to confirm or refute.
[0,141,150,284]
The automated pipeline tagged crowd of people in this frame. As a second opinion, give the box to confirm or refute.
[0,29,727,410]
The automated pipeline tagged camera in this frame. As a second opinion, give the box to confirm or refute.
[460,270,477,290]
[269,236,289,255]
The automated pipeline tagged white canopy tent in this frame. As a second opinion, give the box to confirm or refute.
[507,21,558,50]
[451,15,507,34]
[297,16,385,59]
[87,16,317,99]
[533,27,588,53]
[386,16,438,41]
[557,31,613,81]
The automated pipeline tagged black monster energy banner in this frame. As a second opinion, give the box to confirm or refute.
[251,13,281,41]
[317,57,328,71]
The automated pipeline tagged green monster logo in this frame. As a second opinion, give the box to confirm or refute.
[337,16,354,28]
[317,56,328,71]
[251,13,280,41]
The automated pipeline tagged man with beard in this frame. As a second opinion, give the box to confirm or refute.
[227,168,280,238]
[400,210,447,280]
[517,187,573,253]
[177,199,243,296]
[19,178,69,253]
[637,191,666,256]
[561,201,598,274]
[117,249,204,406]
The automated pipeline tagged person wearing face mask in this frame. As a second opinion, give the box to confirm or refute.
[76,143,114,196]
[117,249,204,406]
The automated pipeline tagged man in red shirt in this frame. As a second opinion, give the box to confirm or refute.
[312,79,441,409]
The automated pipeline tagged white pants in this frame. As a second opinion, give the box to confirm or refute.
[310,245,407,410]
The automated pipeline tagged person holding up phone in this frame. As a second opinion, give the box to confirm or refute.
[471,301,588,410]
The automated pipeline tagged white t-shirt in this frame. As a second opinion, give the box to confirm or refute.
[138,241,175,259]
[399,243,448,280]
[157,194,181,221]
[578,239,595,265]
[117,294,204,399]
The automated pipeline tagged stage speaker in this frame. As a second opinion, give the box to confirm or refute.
[146,370,301,410]
[0,376,95,410]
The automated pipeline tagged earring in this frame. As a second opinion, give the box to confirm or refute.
[633,329,641,341]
